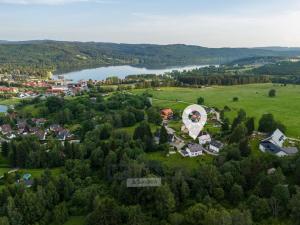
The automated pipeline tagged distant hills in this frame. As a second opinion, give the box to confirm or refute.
[1,40,300,73]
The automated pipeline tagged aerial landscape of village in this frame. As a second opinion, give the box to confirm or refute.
[1,1,300,225]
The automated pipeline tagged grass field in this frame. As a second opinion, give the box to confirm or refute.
[0,167,62,179]
[0,98,21,105]
[132,84,300,138]
[147,152,213,171]
[62,216,86,225]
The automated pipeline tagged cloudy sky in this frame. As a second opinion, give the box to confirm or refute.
[1,0,300,47]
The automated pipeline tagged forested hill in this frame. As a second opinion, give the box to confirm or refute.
[1,40,300,73]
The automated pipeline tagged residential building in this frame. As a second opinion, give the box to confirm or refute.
[180,143,204,157]
[209,140,224,153]
[160,108,173,120]
[198,132,211,145]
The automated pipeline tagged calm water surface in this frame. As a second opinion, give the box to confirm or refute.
[0,105,8,113]
[57,65,210,81]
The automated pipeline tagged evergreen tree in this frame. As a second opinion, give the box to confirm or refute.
[159,126,168,144]
[245,117,255,135]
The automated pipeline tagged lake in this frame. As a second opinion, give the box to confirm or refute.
[0,105,8,113]
[56,65,211,81]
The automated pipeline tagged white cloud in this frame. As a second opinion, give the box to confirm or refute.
[0,0,117,5]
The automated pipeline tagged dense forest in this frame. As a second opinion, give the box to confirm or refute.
[253,61,300,76]
[1,41,300,75]
[0,92,300,225]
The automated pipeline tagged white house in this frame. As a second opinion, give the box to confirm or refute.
[180,143,204,157]
[198,133,211,145]
[209,140,224,153]
[261,129,286,147]
[259,129,298,157]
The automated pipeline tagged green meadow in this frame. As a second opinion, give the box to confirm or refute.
[132,83,300,138]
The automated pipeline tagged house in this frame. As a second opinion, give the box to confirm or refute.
[209,140,224,153]
[259,141,298,157]
[165,126,176,142]
[180,143,204,157]
[181,125,189,134]
[186,143,204,157]
[0,124,12,135]
[57,129,71,141]
[32,118,47,127]
[179,149,189,157]
[33,130,47,141]
[0,86,18,93]
[259,129,298,157]
[261,129,286,147]
[160,108,173,120]
[198,132,211,145]
[49,124,63,133]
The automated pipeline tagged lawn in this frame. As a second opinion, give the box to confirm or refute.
[118,123,159,136]
[0,167,62,179]
[18,167,62,177]
[0,168,10,176]
[62,216,86,225]
[146,152,213,171]
[0,98,21,106]
[132,84,300,138]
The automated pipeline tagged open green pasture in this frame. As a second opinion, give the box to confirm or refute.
[132,84,300,138]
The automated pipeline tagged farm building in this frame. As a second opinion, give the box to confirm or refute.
[160,108,173,120]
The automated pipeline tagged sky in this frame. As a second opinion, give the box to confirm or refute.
[1,0,300,47]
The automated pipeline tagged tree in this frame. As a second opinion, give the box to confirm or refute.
[183,203,207,225]
[204,208,231,225]
[133,122,152,142]
[289,189,300,225]
[159,126,168,144]
[229,183,243,205]
[245,117,255,135]
[154,184,175,219]
[146,107,162,125]
[221,118,230,132]
[247,195,270,222]
[269,89,276,97]
[197,97,204,105]
[258,113,278,133]
[233,97,239,102]
[6,197,24,225]
[87,197,122,225]
[0,217,10,225]
[270,184,290,217]
[231,209,252,225]
[53,202,69,225]
[46,96,64,113]
[231,109,246,131]
[229,124,248,143]
[239,138,251,157]
[1,141,9,157]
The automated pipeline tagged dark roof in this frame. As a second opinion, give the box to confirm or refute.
[180,150,189,156]
[57,129,71,140]
[260,141,284,154]
[187,143,204,152]
[210,140,223,149]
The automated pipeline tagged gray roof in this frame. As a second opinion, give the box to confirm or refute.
[282,147,298,155]
[261,141,299,155]
[187,143,204,152]
[210,140,224,149]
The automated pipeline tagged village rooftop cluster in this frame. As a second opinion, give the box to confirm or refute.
[159,107,298,158]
